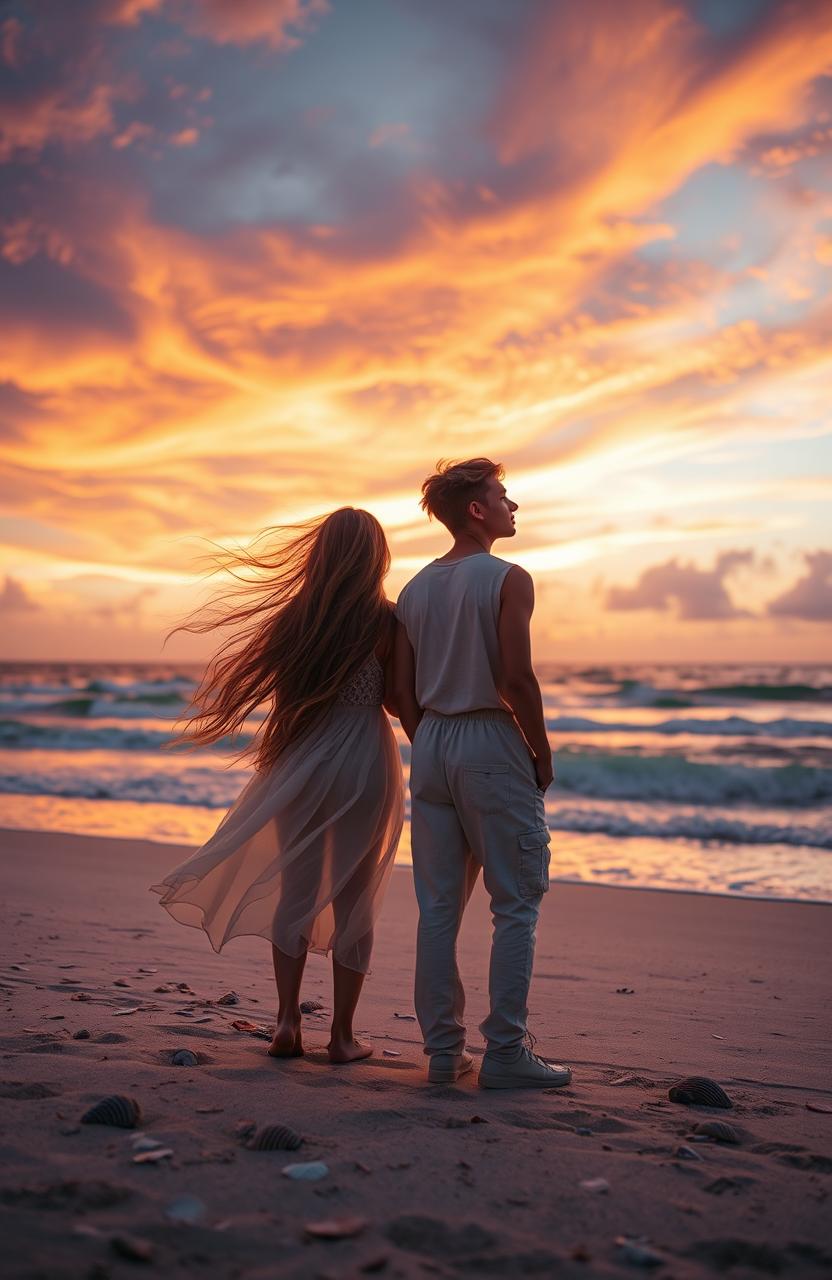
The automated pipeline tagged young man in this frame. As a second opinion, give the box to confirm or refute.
[394,458,572,1089]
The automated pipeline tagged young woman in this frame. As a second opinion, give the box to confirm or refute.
[151,509,404,1063]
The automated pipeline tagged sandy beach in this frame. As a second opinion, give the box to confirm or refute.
[2,826,831,1279]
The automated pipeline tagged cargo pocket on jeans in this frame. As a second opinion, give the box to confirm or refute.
[517,826,551,898]
[463,764,509,814]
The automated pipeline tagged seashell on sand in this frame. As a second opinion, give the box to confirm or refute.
[171,1049,198,1067]
[668,1076,732,1109]
[247,1123,303,1151]
[81,1094,142,1128]
[692,1119,740,1144]
[299,999,324,1014]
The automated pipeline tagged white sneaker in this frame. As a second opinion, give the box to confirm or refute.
[427,1050,474,1084]
[479,1047,572,1089]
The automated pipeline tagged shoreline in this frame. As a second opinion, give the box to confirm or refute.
[3,824,831,908]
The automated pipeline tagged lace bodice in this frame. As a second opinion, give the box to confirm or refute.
[335,652,385,707]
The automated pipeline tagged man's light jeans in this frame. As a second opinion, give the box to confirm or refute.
[409,708,551,1061]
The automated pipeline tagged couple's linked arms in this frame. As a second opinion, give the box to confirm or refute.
[390,566,553,791]
[392,621,423,741]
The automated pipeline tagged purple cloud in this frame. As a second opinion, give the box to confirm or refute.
[606,550,754,620]
[0,575,39,612]
[767,551,832,621]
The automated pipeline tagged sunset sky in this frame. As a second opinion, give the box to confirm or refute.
[1,0,831,662]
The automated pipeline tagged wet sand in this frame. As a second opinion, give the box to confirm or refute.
[1,826,831,1278]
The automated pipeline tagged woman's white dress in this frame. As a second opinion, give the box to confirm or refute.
[150,654,404,973]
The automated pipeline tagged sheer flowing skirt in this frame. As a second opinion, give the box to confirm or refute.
[150,706,405,973]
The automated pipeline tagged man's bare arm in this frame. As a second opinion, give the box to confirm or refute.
[393,619,423,742]
[497,565,553,790]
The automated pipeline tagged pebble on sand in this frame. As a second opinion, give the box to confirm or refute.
[615,1236,664,1268]
[132,1147,174,1164]
[110,1234,154,1262]
[131,1135,165,1153]
[282,1161,329,1181]
[580,1178,610,1193]
[165,1195,206,1224]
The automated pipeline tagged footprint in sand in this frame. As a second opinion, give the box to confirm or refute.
[0,1182,132,1211]
[686,1239,831,1272]
[158,1024,224,1041]
[19,1036,66,1054]
[703,1175,756,1196]
[385,1215,496,1258]
[0,1081,62,1100]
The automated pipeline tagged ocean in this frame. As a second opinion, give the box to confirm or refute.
[1,661,830,902]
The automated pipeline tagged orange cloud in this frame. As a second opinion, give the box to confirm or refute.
[0,81,125,160]
[169,126,199,147]
[172,0,330,50]
[2,1,831,660]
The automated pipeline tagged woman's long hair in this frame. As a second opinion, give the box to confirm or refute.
[171,508,392,769]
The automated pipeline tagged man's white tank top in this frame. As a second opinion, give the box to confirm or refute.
[395,552,515,714]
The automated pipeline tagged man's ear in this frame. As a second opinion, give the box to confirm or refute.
[469,501,484,523]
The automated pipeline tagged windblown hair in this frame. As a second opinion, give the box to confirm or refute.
[420,457,504,531]
[171,508,392,770]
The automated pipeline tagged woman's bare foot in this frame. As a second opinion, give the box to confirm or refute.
[327,1035,373,1064]
[267,1019,303,1058]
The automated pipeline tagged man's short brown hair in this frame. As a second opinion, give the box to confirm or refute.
[420,458,505,532]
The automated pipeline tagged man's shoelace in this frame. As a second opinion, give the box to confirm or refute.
[522,1029,559,1070]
